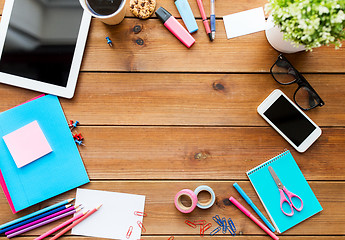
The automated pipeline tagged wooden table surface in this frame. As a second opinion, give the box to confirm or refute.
[0,0,345,239]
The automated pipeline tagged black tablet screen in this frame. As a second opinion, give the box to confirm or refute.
[0,0,83,87]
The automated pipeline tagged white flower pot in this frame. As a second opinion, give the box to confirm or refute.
[265,15,306,53]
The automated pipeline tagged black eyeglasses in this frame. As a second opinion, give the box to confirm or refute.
[270,54,324,110]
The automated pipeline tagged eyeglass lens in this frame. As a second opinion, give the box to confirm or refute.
[295,86,320,110]
[271,58,298,84]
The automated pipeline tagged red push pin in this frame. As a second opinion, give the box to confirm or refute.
[69,120,79,130]
[68,120,74,128]
[73,132,84,141]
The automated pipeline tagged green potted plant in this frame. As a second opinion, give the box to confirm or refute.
[265,0,345,53]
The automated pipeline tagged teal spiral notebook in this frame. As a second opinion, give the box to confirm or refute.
[246,150,322,233]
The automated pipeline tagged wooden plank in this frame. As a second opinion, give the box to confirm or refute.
[138,0,267,18]
[72,127,345,180]
[0,0,267,18]
[81,18,345,73]
[63,73,345,127]
[0,181,343,236]
[0,73,343,127]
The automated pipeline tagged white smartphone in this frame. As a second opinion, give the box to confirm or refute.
[257,89,322,153]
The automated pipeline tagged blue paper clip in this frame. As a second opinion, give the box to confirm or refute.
[212,215,223,226]
[222,217,227,233]
[227,218,236,236]
[210,226,221,236]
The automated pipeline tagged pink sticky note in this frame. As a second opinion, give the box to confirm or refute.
[3,121,52,168]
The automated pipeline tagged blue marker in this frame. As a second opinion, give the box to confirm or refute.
[210,0,215,40]
[174,0,198,33]
[233,182,276,232]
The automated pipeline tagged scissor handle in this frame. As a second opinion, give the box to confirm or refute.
[283,187,303,212]
[279,189,294,216]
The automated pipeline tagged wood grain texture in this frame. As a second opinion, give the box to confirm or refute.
[0,0,267,18]
[72,126,344,180]
[80,19,345,73]
[0,181,343,236]
[0,73,343,127]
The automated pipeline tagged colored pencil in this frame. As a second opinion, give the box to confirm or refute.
[7,208,80,238]
[49,204,102,240]
[5,205,78,235]
[34,211,87,240]
[0,198,74,229]
[0,204,72,235]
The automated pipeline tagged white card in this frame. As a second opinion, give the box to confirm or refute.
[72,188,146,240]
[223,7,267,39]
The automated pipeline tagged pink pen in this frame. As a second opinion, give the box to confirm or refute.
[155,7,195,48]
[196,0,212,41]
[229,197,279,240]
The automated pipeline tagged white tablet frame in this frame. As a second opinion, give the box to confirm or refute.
[257,89,322,153]
[0,0,91,98]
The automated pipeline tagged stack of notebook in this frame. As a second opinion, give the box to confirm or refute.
[0,95,89,213]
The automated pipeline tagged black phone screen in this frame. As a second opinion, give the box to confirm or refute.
[263,95,316,147]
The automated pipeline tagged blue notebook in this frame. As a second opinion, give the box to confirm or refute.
[0,95,89,213]
[246,150,322,233]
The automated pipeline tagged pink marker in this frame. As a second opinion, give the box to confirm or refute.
[229,196,279,240]
[155,7,195,48]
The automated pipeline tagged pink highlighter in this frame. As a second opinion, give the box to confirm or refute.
[155,7,195,48]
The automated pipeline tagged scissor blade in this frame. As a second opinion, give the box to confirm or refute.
[268,166,283,189]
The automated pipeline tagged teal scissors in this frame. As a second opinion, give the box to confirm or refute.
[268,166,303,216]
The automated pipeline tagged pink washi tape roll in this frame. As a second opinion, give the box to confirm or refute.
[174,189,198,213]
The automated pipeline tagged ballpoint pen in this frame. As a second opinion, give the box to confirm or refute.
[210,0,215,40]
[196,0,212,41]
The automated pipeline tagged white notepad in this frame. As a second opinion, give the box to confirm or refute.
[72,188,146,240]
[223,7,267,39]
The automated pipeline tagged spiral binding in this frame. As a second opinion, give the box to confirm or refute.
[247,150,289,175]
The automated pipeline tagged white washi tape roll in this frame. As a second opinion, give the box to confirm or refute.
[174,189,198,213]
[194,185,216,209]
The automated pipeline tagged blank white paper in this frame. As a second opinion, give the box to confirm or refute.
[72,188,146,240]
[223,7,267,39]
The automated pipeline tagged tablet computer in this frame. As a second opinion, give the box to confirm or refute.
[0,0,91,98]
